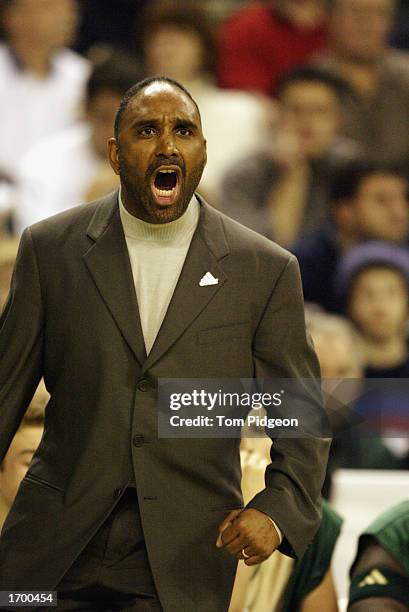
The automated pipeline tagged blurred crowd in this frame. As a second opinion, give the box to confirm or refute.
[0,0,408,609]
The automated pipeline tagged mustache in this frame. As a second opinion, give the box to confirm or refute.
[147,156,185,176]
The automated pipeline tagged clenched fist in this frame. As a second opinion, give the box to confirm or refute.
[215,508,280,566]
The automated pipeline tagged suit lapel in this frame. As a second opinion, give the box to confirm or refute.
[82,191,147,367]
[141,196,229,372]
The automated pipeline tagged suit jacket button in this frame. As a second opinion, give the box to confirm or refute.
[133,434,145,447]
[137,378,150,392]
[113,487,122,499]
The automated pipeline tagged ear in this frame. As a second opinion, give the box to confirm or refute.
[203,138,208,167]
[108,138,120,175]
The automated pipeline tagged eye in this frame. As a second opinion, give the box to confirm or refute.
[139,127,156,137]
[176,127,192,137]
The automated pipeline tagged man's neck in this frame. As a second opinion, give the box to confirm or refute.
[9,40,54,78]
[333,54,383,99]
[363,334,408,369]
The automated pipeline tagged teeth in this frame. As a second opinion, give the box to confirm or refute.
[156,188,175,196]
[159,170,175,174]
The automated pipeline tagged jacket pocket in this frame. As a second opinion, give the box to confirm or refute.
[210,504,244,512]
[22,473,63,493]
[197,321,250,345]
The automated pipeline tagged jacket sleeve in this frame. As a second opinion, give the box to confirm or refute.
[245,254,330,560]
[0,227,44,464]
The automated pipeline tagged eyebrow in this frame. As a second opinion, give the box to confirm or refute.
[130,117,199,130]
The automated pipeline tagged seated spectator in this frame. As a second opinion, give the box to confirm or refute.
[142,0,272,205]
[348,499,409,611]
[229,438,342,611]
[305,308,403,498]
[221,67,359,246]
[314,0,409,165]
[0,236,17,310]
[0,381,48,531]
[336,242,409,379]
[217,0,328,97]
[293,160,409,312]
[335,242,409,452]
[0,0,89,190]
[13,52,142,235]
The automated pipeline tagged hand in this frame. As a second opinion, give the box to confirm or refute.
[215,508,280,565]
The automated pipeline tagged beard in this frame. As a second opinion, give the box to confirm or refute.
[118,152,206,224]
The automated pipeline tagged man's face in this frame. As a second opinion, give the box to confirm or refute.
[329,0,395,62]
[4,0,78,49]
[144,25,204,83]
[279,81,341,158]
[0,425,43,508]
[352,174,409,243]
[109,82,207,224]
[313,332,362,378]
[348,268,408,340]
[87,90,123,160]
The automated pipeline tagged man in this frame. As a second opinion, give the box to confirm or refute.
[221,67,359,247]
[293,159,409,312]
[0,381,48,531]
[0,76,329,611]
[314,0,409,165]
[13,52,142,235]
[348,499,409,611]
[217,0,327,96]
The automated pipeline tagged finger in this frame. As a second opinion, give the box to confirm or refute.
[244,554,268,566]
[216,510,241,548]
[218,522,241,547]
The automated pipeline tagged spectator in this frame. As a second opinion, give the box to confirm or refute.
[142,0,272,205]
[293,160,409,312]
[336,241,409,378]
[0,236,18,310]
[13,52,142,235]
[335,242,409,452]
[348,499,409,611]
[0,381,48,531]
[0,0,89,187]
[217,0,328,96]
[306,309,402,498]
[221,67,359,246]
[315,0,409,165]
[229,438,342,611]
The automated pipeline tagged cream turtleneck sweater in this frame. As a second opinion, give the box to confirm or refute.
[119,190,200,356]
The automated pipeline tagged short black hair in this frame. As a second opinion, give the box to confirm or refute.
[114,75,201,140]
[276,66,353,103]
[330,159,409,205]
[86,51,143,105]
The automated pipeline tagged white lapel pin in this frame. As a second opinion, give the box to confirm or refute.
[199,272,219,287]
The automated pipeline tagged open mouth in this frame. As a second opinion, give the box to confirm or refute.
[151,166,181,206]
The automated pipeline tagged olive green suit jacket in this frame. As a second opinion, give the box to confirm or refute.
[0,191,329,611]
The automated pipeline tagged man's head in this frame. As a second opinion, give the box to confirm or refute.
[328,0,396,62]
[276,67,348,158]
[0,381,48,513]
[1,0,79,51]
[336,242,409,341]
[331,160,409,244]
[142,0,215,83]
[306,309,364,378]
[108,76,207,224]
[85,53,142,159]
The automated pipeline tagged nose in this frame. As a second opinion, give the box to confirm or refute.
[155,131,178,158]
